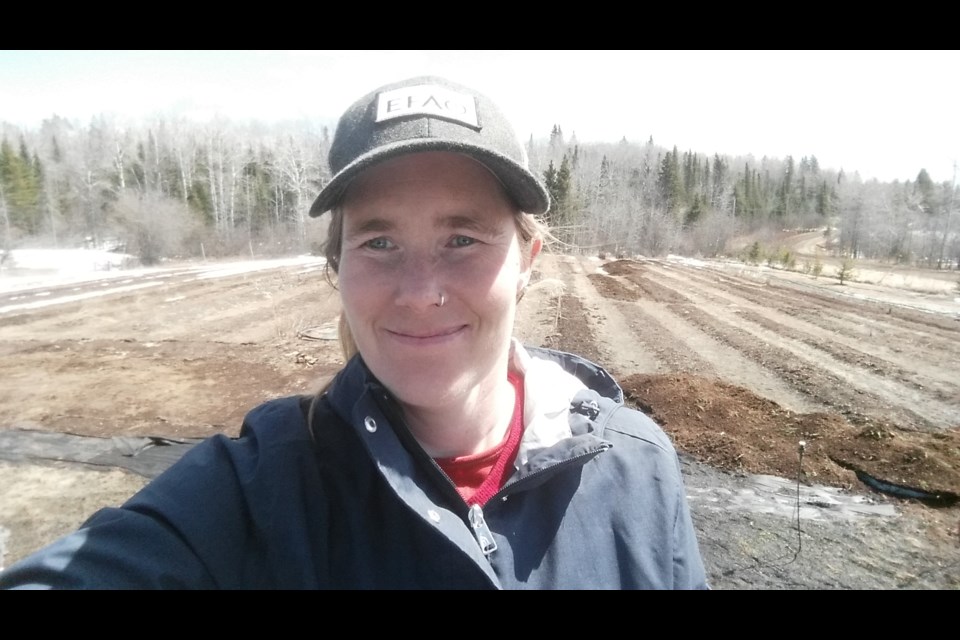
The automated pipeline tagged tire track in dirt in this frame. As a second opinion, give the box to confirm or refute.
[580,272,698,373]
[736,308,957,405]
[685,265,960,366]
[0,277,257,338]
[781,306,960,368]
[581,259,821,414]
[0,263,334,345]
[546,256,663,374]
[706,260,960,332]
[614,265,954,431]
[643,262,960,406]
[175,273,339,345]
[656,260,960,351]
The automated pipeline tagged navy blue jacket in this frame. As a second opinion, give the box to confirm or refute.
[0,346,708,589]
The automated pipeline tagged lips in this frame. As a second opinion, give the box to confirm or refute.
[386,324,467,343]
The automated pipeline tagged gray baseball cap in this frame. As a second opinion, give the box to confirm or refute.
[308,75,550,217]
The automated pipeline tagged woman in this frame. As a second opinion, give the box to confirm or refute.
[0,76,708,589]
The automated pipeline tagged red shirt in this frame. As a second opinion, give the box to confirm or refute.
[435,371,525,506]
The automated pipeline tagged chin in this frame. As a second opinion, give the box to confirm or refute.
[384,374,462,408]
[373,360,472,406]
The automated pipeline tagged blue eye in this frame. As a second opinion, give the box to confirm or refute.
[364,237,392,250]
[450,235,476,248]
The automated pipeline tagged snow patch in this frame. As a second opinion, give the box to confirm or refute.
[0,249,326,312]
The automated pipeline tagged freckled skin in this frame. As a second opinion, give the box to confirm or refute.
[337,151,540,456]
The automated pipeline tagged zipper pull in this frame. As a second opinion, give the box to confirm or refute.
[468,504,498,556]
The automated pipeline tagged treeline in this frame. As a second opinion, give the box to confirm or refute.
[532,126,958,269]
[0,115,334,264]
[1,116,957,270]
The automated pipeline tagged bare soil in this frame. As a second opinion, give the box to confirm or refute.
[2,240,959,589]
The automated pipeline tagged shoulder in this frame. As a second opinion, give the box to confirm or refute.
[143,395,317,501]
[240,394,312,437]
[578,392,686,491]
[163,395,314,471]
[599,399,677,456]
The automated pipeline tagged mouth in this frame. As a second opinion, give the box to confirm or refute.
[386,324,467,345]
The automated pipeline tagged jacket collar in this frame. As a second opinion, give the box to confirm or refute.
[326,341,622,469]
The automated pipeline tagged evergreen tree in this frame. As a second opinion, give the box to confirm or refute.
[0,138,42,234]
[548,125,564,156]
[598,155,612,202]
[735,162,758,219]
[775,156,795,218]
[543,160,556,203]
[711,154,727,206]
[51,135,62,164]
[685,194,704,227]
[543,154,572,238]
[915,168,937,214]
[682,151,697,198]
[657,147,683,214]
[702,157,711,202]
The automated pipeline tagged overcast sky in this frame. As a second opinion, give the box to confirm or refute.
[2,50,958,185]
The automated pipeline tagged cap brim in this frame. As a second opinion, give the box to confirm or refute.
[308,142,550,217]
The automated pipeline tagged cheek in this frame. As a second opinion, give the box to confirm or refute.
[336,259,380,318]
[450,251,520,299]
[480,255,526,309]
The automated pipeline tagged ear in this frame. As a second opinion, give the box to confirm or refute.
[518,237,543,291]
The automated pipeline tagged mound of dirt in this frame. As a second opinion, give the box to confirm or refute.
[620,373,960,504]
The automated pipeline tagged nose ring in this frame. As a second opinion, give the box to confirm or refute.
[437,292,445,307]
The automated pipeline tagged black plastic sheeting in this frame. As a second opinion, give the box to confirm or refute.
[0,429,201,479]
[829,456,960,507]
[3,429,958,509]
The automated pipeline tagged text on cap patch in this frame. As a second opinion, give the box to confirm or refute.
[376,84,480,129]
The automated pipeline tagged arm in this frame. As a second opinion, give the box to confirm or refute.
[0,506,218,589]
[0,434,251,589]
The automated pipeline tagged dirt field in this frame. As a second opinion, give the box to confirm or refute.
[1,234,959,589]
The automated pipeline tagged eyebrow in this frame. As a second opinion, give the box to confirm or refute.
[439,214,502,237]
[344,217,395,239]
[344,213,503,239]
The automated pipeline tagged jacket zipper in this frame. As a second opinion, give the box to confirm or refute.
[468,504,498,556]
[465,443,612,557]
[373,385,611,559]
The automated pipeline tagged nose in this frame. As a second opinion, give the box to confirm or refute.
[393,252,445,311]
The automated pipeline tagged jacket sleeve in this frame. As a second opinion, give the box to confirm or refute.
[599,399,710,590]
[0,434,254,590]
[0,396,324,590]
[0,506,219,589]
[671,455,711,590]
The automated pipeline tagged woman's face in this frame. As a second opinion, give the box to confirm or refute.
[337,151,540,411]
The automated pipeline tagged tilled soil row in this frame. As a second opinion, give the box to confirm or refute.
[645,259,960,346]
[736,307,956,405]
[636,261,960,418]
[607,267,950,431]
[642,260,960,365]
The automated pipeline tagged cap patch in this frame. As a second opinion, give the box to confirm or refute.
[376,84,480,129]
